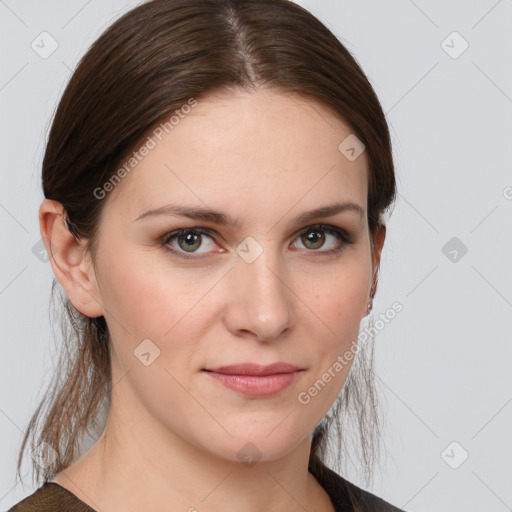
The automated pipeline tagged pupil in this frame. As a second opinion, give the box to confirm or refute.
[181,233,200,251]
[305,231,324,248]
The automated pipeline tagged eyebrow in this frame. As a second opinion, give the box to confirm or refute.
[133,201,364,226]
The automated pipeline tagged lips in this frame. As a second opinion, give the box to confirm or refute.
[202,363,304,398]
[203,362,302,376]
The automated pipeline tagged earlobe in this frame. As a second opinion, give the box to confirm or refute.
[38,199,104,318]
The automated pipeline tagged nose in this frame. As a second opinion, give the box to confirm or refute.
[223,244,296,342]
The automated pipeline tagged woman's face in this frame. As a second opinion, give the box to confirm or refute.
[88,88,379,463]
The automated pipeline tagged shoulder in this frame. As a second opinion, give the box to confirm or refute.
[309,458,406,512]
[7,482,94,512]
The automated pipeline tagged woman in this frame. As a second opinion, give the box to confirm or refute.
[9,0,403,510]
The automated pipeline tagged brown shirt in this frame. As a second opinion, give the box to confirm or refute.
[7,459,405,512]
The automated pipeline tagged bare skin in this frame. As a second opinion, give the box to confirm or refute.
[41,87,385,512]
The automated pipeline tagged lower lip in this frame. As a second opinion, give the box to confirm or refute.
[203,370,303,398]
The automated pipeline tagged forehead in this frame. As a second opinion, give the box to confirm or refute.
[104,88,369,223]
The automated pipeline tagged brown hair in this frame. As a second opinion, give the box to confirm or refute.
[17,0,396,495]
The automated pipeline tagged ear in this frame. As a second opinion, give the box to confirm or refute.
[372,222,386,268]
[38,199,104,318]
[370,223,386,298]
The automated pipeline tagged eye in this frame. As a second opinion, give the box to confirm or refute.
[291,224,353,254]
[162,228,219,257]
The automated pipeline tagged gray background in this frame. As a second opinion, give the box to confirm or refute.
[1,1,511,511]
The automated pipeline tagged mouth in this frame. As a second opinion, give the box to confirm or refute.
[201,363,304,398]
[202,362,303,376]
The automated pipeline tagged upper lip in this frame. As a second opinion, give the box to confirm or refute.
[203,362,302,376]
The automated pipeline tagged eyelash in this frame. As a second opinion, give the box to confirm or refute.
[160,224,354,261]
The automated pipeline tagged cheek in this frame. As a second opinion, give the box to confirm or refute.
[97,242,197,334]
[302,263,369,381]
[96,246,221,375]
[308,264,370,334]
[99,266,169,336]
[296,268,369,413]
